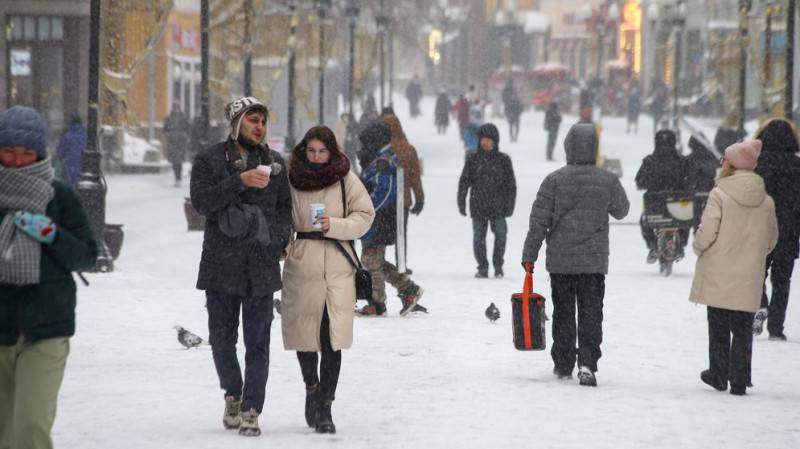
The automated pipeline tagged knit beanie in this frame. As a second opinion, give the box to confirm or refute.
[224,96,268,142]
[0,106,48,159]
[724,139,762,170]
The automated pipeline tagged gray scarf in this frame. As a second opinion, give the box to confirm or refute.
[0,158,55,285]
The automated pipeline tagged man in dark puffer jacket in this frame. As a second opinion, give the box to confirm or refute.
[457,123,517,278]
[522,123,629,387]
[0,106,98,449]
[635,129,690,262]
[752,118,800,340]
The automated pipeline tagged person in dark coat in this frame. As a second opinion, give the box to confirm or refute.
[685,132,718,232]
[0,106,99,449]
[502,81,523,142]
[651,81,667,134]
[752,118,800,340]
[457,123,517,278]
[434,90,451,134]
[405,74,423,118]
[522,123,630,387]
[635,129,690,262]
[54,114,86,187]
[626,84,641,134]
[713,110,747,154]
[544,102,562,161]
[163,104,191,186]
[189,96,292,437]
[356,121,426,317]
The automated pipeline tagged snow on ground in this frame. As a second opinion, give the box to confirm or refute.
[54,97,800,448]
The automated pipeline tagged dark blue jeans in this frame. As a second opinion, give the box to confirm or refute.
[206,290,274,414]
[472,217,507,274]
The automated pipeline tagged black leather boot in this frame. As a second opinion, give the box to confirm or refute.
[305,384,320,428]
[315,399,336,434]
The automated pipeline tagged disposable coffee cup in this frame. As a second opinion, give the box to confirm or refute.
[257,164,272,176]
[310,203,325,229]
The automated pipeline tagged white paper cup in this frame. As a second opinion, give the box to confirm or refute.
[310,203,325,229]
[257,164,272,175]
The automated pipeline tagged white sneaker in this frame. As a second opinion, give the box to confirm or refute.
[223,395,241,429]
[753,308,768,336]
[577,366,597,387]
[238,408,261,437]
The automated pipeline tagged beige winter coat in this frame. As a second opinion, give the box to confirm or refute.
[281,171,375,351]
[689,171,778,312]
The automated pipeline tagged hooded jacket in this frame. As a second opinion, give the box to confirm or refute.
[685,133,718,193]
[754,118,800,259]
[690,171,778,312]
[635,130,688,192]
[382,113,424,209]
[522,123,630,274]
[358,121,398,245]
[457,124,516,219]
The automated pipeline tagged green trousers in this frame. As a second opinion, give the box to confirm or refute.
[0,336,69,449]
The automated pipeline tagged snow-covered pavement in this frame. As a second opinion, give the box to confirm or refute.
[54,99,800,448]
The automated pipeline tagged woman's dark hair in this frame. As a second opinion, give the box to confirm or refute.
[292,126,343,162]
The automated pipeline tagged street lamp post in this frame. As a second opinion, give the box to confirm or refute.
[787,0,796,120]
[376,0,389,110]
[317,0,331,124]
[739,0,751,133]
[80,0,113,272]
[286,1,298,149]
[346,0,360,116]
[670,1,687,137]
[243,0,252,96]
[200,0,209,149]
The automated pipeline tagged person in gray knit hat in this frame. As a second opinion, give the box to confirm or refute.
[0,105,98,449]
[190,96,291,437]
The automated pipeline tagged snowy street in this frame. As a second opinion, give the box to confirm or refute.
[54,100,800,449]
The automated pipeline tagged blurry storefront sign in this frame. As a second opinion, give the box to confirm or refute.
[172,24,199,51]
[10,49,31,76]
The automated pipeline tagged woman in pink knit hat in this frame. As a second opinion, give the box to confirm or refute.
[689,139,779,396]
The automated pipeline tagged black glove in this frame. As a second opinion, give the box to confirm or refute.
[410,200,424,215]
[459,206,467,216]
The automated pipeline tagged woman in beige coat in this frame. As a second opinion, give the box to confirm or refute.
[282,126,374,434]
[690,139,778,396]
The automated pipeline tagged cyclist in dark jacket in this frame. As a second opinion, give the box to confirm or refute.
[635,129,689,262]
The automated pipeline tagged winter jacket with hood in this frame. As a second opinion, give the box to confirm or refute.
[754,118,800,259]
[457,124,517,219]
[690,171,778,312]
[522,123,630,274]
[382,113,424,209]
[685,133,718,193]
[635,129,688,192]
[358,121,399,245]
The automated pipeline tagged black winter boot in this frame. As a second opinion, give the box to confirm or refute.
[315,399,336,434]
[700,370,727,391]
[305,384,320,428]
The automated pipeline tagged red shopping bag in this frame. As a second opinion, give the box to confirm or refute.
[511,270,547,351]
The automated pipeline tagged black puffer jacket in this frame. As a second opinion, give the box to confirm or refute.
[457,124,516,219]
[190,138,292,297]
[755,118,800,259]
[522,123,630,274]
[635,130,688,191]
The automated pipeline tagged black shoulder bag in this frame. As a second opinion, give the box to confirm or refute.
[332,179,373,302]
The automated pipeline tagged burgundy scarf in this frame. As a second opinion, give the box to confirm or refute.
[289,153,351,191]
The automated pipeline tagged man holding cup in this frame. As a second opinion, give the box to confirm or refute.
[190,96,292,436]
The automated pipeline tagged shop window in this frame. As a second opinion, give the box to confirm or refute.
[51,17,63,40]
[7,16,64,42]
[38,17,50,40]
[24,17,35,40]
[8,16,23,40]
[170,56,201,119]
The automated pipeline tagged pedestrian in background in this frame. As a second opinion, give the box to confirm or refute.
[54,114,87,187]
[190,96,292,437]
[690,139,778,396]
[164,103,191,186]
[522,123,630,387]
[458,123,516,279]
[0,106,99,449]
[282,126,374,434]
[544,102,562,161]
[752,118,800,340]
[434,90,451,134]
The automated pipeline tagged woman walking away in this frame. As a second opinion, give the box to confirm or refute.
[690,139,778,396]
[282,126,375,434]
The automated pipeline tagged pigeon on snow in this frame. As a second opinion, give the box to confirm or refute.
[485,302,500,322]
[174,325,207,349]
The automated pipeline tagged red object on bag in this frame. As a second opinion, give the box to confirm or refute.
[511,271,547,351]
